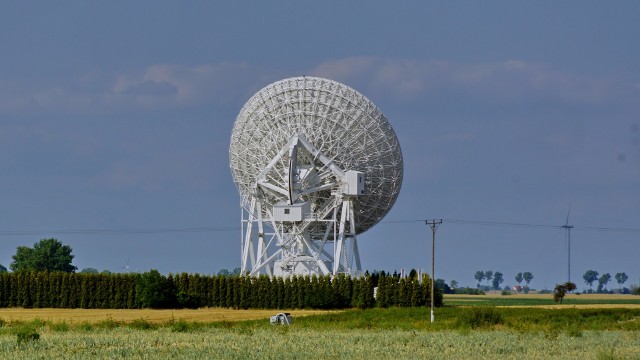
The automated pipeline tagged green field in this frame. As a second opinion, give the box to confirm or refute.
[444,293,640,307]
[1,327,638,359]
[2,295,640,359]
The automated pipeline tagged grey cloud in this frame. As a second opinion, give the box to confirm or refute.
[117,80,178,96]
[111,62,273,106]
[311,57,622,105]
[0,58,630,115]
[0,62,271,114]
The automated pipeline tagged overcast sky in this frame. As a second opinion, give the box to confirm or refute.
[1,2,639,290]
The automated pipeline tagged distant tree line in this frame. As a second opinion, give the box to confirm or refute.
[473,270,506,290]
[0,238,444,309]
[0,270,442,310]
[434,279,484,295]
[583,270,630,293]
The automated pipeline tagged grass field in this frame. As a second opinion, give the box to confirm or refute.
[2,328,638,359]
[444,293,640,307]
[1,294,639,358]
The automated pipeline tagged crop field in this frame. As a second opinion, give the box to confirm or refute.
[1,327,638,359]
[444,293,640,308]
[1,294,640,358]
[0,308,332,324]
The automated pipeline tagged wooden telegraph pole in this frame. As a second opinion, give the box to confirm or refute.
[425,219,442,323]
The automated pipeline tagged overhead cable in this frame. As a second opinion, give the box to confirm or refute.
[1,218,638,237]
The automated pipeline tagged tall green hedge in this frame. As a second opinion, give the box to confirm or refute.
[0,271,442,310]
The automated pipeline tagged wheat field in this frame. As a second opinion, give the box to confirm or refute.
[0,308,334,324]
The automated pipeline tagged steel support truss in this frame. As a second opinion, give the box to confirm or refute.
[240,135,362,277]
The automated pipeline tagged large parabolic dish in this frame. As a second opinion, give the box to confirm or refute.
[230,76,403,276]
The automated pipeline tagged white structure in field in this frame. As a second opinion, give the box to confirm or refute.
[229,76,403,277]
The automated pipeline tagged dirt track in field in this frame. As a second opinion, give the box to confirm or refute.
[0,308,335,324]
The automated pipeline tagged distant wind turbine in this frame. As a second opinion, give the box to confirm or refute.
[120,258,131,273]
[561,205,574,283]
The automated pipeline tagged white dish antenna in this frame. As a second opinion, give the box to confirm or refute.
[229,76,403,276]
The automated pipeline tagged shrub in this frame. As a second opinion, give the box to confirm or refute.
[129,318,156,330]
[15,327,40,344]
[50,321,69,332]
[79,322,93,331]
[453,287,485,295]
[95,318,120,330]
[457,307,504,329]
[566,326,583,338]
[170,319,200,333]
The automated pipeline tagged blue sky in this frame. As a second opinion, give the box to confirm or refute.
[1,2,639,290]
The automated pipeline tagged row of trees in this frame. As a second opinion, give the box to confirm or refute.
[0,270,442,310]
[583,270,628,293]
[473,271,534,291]
[474,270,505,290]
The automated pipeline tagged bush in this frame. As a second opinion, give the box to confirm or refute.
[15,327,40,344]
[434,279,452,294]
[95,318,120,330]
[49,321,69,332]
[453,287,485,295]
[136,270,176,309]
[79,322,93,331]
[457,307,504,329]
[129,319,156,330]
[501,290,513,295]
[170,319,200,333]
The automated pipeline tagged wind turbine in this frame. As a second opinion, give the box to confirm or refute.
[561,205,574,283]
[120,258,131,273]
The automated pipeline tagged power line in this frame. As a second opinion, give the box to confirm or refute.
[381,218,640,233]
[0,218,638,237]
[443,218,562,230]
[0,226,239,236]
[575,226,640,233]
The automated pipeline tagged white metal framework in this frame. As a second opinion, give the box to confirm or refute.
[229,76,403,276]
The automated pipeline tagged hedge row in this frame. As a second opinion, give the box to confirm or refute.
[0,271,442,309]
[0,272,137,309]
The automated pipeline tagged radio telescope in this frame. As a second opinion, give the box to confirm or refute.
[229,76,403,277]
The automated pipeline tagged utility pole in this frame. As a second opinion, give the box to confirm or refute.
[426,219,442,323]
[562,205,573,283]
[562,223,573,283]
